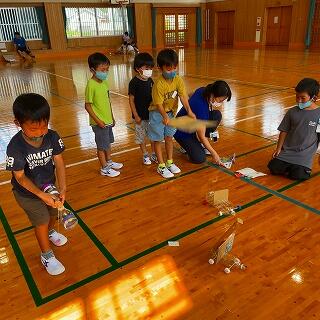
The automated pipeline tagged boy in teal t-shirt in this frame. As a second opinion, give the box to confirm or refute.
[85,52,123,177]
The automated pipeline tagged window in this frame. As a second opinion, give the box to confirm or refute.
[65,7,129,38]
[0,7,42,41]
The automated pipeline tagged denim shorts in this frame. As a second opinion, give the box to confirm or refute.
[148,111,176,141]
[92,125,114,150]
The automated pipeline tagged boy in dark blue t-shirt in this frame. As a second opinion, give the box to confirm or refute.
[6,93,67,276]
[13,31,35,60]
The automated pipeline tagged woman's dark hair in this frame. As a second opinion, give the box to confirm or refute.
[157,49,178,68]
[133,53,154,72]
[88,52,110,70]
[203,80,232,101]
[295,78,319,98]
[13,93,50,125]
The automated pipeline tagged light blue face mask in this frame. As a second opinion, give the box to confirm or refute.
[95,71,108,81]
[298,100,312,110]
[163,70,177,80]
[22,131,45,142]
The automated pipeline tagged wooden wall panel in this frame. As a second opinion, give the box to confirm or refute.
[5,40,49,52]
[206,0,309,50]
[134,3,152,49]
[44,3,67,50]
[67,36,122,49]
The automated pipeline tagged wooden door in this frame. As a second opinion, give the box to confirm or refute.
[164,14,188,47]
[217,11,235,46]
[266,6,292,46]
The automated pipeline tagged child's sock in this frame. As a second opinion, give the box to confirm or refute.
[158,163,166,169]
[166,159,173,166]
[143,152,149,157]
[41,249,54,260]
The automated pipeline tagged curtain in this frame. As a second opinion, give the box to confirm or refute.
[305,0,316,48]
[126,6,135,38]
[61,6,67,38]
[196,7,202,47]
[152,8,157,48]
[35,6,49,44]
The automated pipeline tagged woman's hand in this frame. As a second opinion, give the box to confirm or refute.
[211,151,222,166]
[188,111,196,119]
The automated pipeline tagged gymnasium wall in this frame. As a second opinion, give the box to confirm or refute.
[206,0,309,49]
[0,0,309,53]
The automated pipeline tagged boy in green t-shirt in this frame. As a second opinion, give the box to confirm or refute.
[148,49,195,178]
[85,52,123,177]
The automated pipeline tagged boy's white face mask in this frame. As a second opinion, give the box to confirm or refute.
[142,69,153,78]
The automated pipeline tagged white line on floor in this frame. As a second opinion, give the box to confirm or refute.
[35,68,128,98]
[0,145,145,186]
[233,105,293,124]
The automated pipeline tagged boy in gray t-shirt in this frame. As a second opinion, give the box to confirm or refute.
[268,78,320,180]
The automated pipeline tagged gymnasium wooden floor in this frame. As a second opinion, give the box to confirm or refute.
[0,47,320,320]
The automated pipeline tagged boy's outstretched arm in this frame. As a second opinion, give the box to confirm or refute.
[13,171,58,207]
[53,154,66,204]
[273,131,287,158]
[180,95,196,119]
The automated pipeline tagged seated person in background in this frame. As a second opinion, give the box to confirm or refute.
[122,31,130,45]
[268,78,320,180]
[13,31,35,60]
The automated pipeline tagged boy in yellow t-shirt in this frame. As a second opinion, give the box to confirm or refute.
[148,49,195,178]
[85,52,123,177]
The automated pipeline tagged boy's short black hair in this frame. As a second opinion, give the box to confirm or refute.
[203,80,232,102]
[124,32,128,36]
[157,49,178,68]
[88,52,110,70]
[13,93,50,124]
[133,53,154,72]
[14,31,20,36]
[295,78,320,98]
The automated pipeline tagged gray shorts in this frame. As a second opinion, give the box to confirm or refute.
[135,120,149,144]
[13,190,58,226]
[92,125,114,151]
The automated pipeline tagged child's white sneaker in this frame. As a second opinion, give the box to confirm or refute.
[143,155,152,165]
[109,161,123,170]
[157,166,174,179]
[179,146,187,154]
[167,163,181,174]
[100,166,120,177]
[49,230,67,247]
[41,254,65,276]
